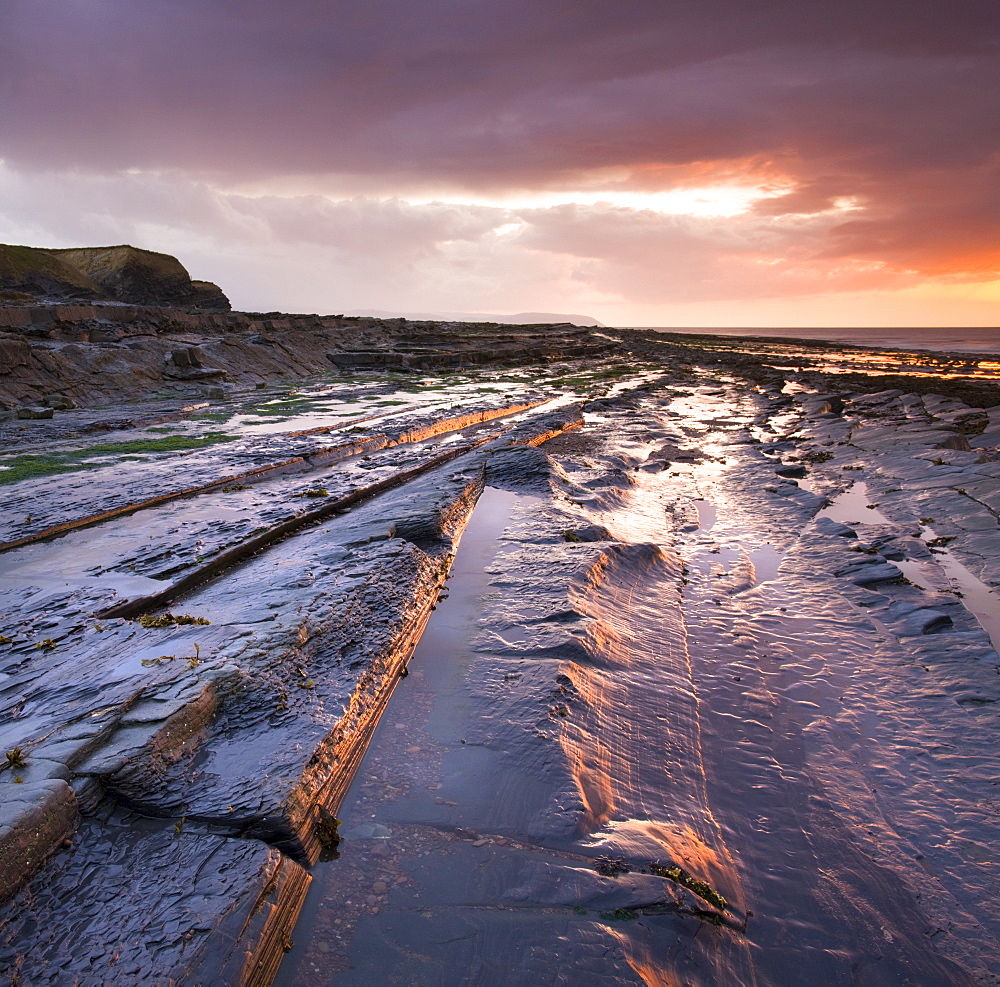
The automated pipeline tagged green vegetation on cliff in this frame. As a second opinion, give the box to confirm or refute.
[0,243,230,309]
[0,244,101,302]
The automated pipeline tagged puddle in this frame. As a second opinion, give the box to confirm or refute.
[688,543,783,590]
[222,395,438,436]
[892,559,940,594]
[603,370,667,397]
[0,537,167,599]
[815,481,890,525]
[916,528,1000,653]
[0,571,162,599]
[746,544,783,584]
[780,382,817,396]
[815,484,1000,653]
[694,499,717,530]
[0,498,257,607]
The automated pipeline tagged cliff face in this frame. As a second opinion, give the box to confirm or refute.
[0,244,103,303]
[49,246,230,309]
[0,243,230,310]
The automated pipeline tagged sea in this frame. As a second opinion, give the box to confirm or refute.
[631,326,1000,355]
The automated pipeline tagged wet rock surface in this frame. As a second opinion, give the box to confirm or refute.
[277,345,998,985]
[0,357,594,983]
[2,326,1000,984]
[2,805,308,986]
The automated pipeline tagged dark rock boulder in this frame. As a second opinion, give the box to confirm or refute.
[42,395,77,410]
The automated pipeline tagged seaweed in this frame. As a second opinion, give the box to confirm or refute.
[137,613,211,628]
[927,535,956,548]
[315,808,342,860]
[594,855,630,877]
[4,747,28,770]
[0,433,238,486]
[649,862,728,911]
[141,643,201,669]
[599,908,637,921]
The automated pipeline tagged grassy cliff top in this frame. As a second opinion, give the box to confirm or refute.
[0,243,228,309]
[49,245,191,279]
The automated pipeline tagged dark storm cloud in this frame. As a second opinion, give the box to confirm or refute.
[2,0,997,180]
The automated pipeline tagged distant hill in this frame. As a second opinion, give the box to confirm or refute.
[505,312,605,327]
[0,243,230,310]
[348,308,605,327]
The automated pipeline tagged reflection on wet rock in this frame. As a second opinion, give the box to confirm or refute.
[2,329,1000,984]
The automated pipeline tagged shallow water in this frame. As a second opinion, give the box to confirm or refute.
[274,486,538,984]
[815,480,890,525]
[904,530,1000,653]
[640,325,1000,355]
[744,544,783,584]
[276,469,756,984]
[817,482,1000,652]
[692,498,716,530]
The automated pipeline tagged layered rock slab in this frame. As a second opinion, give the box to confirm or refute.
[0,403,583,983]
[0,808,308,986]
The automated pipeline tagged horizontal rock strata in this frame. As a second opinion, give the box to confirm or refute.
[0,306,615,411]
[0,397,583,984]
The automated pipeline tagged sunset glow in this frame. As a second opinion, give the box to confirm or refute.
[0,0,997,327]
[412,183,796,217]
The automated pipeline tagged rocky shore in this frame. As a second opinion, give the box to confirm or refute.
[0,302,612,413]
[1,312,999,984]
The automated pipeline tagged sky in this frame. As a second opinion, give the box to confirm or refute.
[1,0,998,327]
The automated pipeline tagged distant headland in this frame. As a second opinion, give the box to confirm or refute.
[0,243,231,310]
